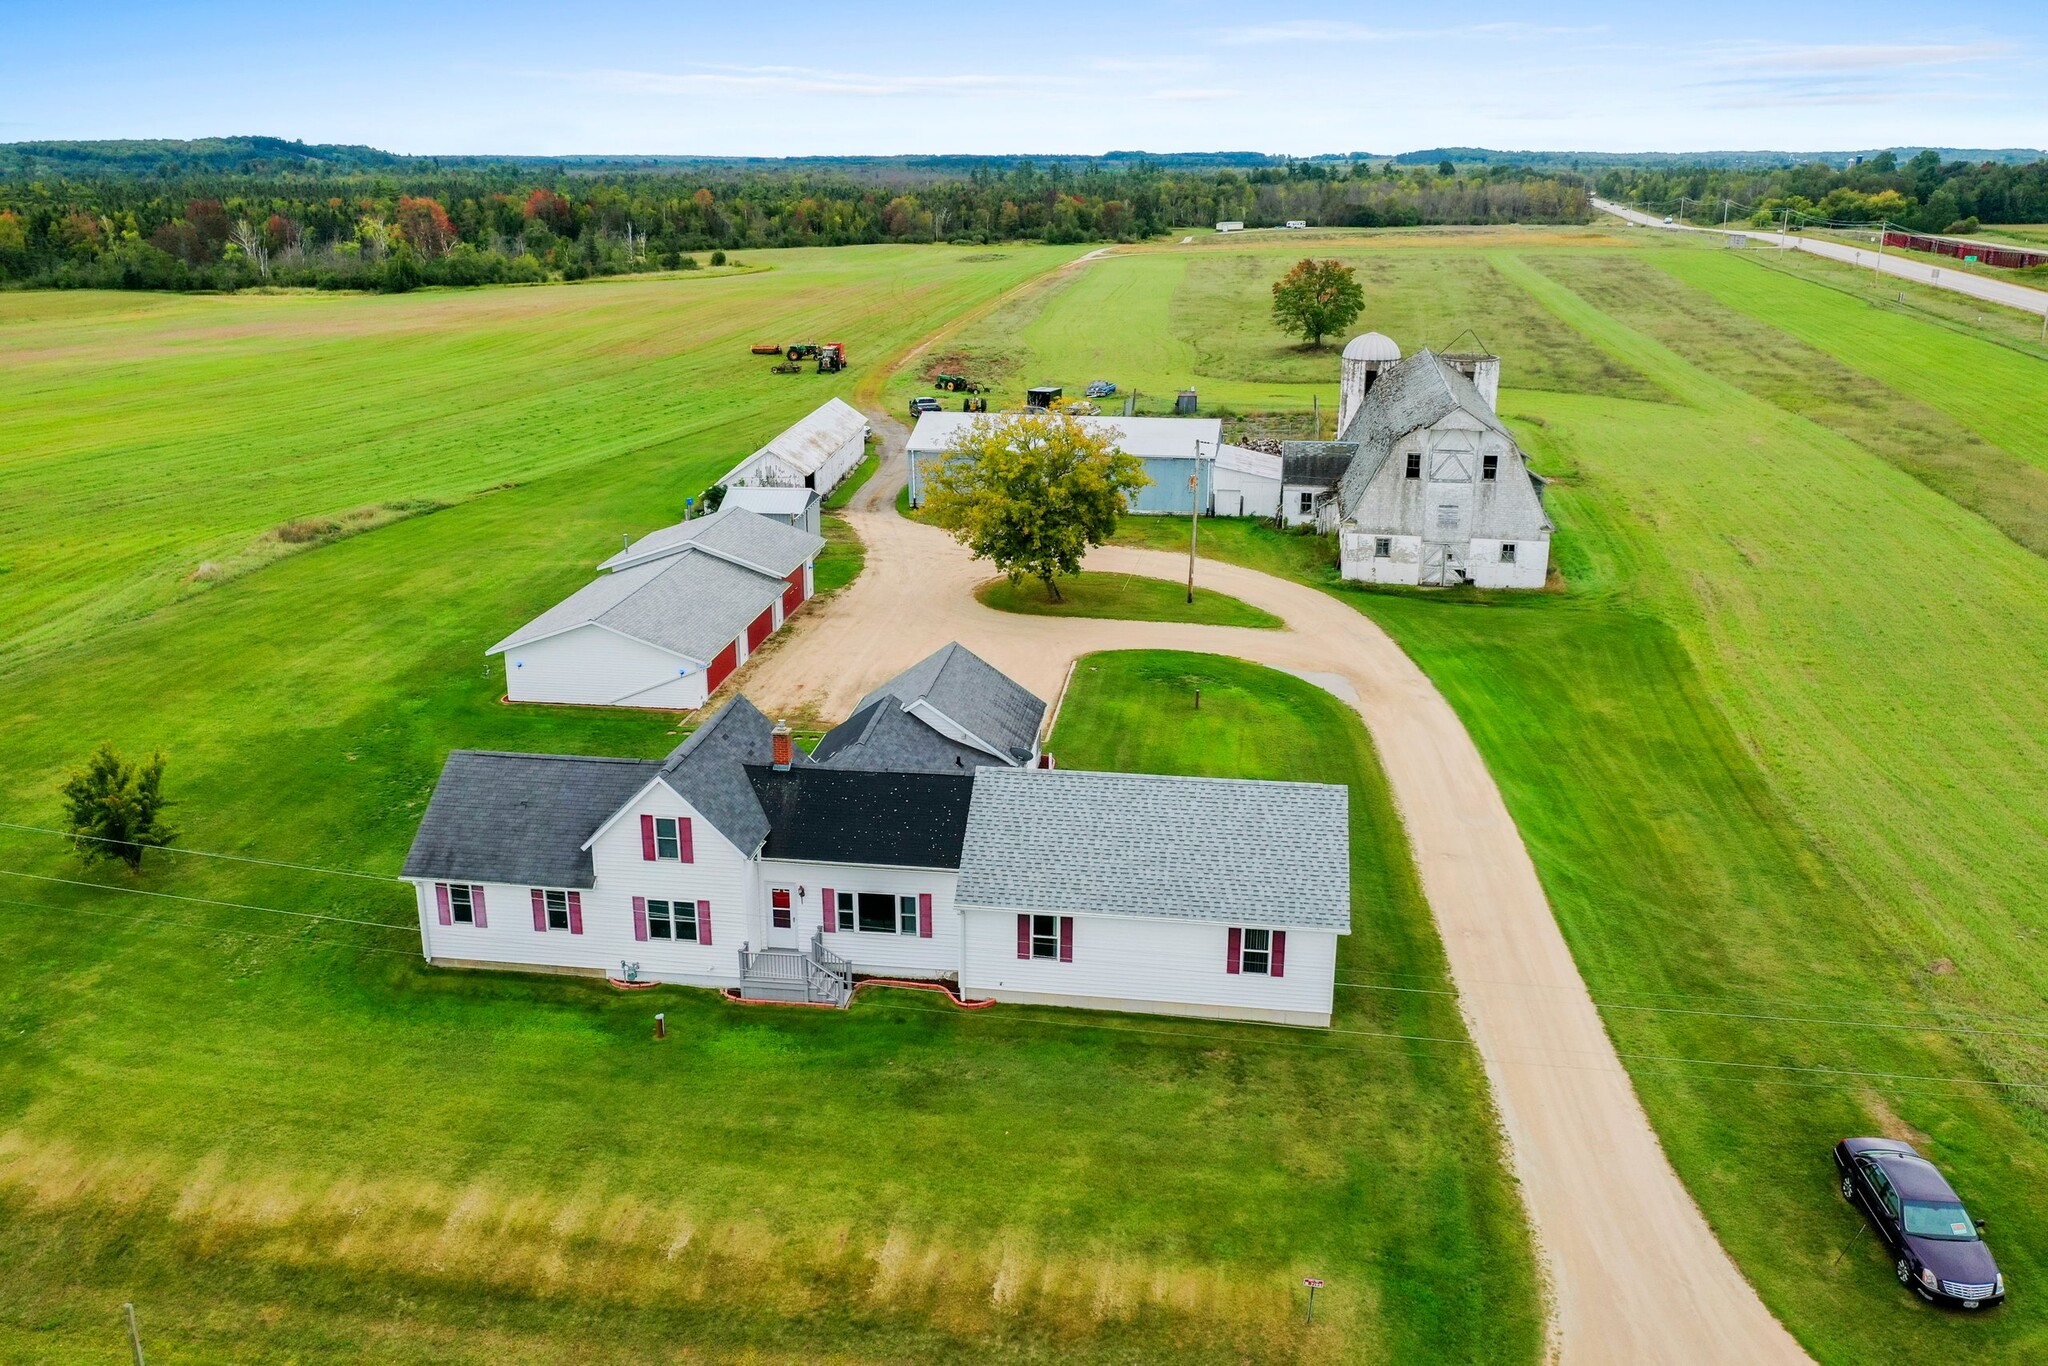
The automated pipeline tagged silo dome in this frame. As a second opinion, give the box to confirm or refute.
[1342,332,1402,362]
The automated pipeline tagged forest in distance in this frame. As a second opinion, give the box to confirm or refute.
[1,137,2042,293]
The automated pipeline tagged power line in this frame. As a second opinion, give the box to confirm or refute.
[0,894,422,959]
[1335,980,2048,1043]
[0,868,414,932]
[0,821,396,882]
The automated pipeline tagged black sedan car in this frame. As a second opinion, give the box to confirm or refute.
[1835,1138,2005,1308]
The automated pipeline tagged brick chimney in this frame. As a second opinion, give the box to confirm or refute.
[771,719,793,771]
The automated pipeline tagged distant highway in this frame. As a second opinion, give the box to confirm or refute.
[1592,196,2048,320]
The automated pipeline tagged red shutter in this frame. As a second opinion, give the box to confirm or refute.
[1226,927,1242,974]
[1016,914,1030,960]
[918,893,933,939]
[640,814,656,861]
[697,899,713,946]
[1058,917,1073,963]
[567,892,584,935]
[471,886,488,929]
[678,817,694,863]
[1271,931,1286,978]
[632,896,648,942]
[821,887,835,932]
[435,883,452,925]
[531,888,547,932]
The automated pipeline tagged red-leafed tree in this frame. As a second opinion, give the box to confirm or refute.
[522,188,575,236]
[395,196,457,257]
[186,199,231,249]
[263,213,301,252]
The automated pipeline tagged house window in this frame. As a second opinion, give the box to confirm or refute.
[653,817,682,860]
[835,890,856,931]
[1404,452,1421,479]
[1501,543,1517,564]
[1482,453,1499,480]
[770,887,792,930]
[1374,537,1391,558]
[1030,914,1060,960]
[544,889,570,931]
[449,884,475,925]
[647,898,698,942]
[1241,928,1273,974]
[899,895,919,934]
[1297,490,1315,515]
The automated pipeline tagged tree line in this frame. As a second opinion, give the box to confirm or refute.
[0,159,1590,292]
[1595,150,2048,234]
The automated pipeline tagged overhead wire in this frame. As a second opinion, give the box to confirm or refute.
[0,868,415,932]
[0,820,396,882]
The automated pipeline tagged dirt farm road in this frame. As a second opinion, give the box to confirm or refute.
[740,422,1810,1365]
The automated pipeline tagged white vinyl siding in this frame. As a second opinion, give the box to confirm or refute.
[766,860,960,980]
[500,624,711,710]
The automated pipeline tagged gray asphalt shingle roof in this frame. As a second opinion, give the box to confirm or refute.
[956,768,1352,931]
[1280,441,1360,487]
[402,751,660,889]
[655,695,807,853]
[598,505,824,576]
[811,695,1001,774]
[488,551,786,663]
[1335,350,1511,512]
[842,642,1046,766]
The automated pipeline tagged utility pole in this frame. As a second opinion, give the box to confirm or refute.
[1873,219,1887,285]
[123,1304,146,1366]
[1186,441,1205,604]
[1722,197,1731,225]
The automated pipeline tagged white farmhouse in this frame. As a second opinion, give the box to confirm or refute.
[403,644,1351,1026]
[1284,333,1551,588]
[489,506,822,710]
[720,397,871,495]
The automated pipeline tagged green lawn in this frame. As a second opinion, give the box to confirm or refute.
[977,568,1282,629]
[811,512,865,594]
[1096,245,2048,1362]
[821,444,881,510]
[0,249,1538,1364]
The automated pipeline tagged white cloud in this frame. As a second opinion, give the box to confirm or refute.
[1148,87,1242,103]
[1718,41,2010,72]
[551,63,1051,99]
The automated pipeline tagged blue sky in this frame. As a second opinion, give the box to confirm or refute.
[4,2,2042,155]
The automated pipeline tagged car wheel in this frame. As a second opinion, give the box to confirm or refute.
[1896,1257,1913,1287]
[1841,1175,1856,1202]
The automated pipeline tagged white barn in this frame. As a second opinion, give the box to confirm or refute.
[404,645,1351,1026]
[489,506,822,710]
[1285,334,1551,588]
[1209,442,1283,518]
[720,397,870,495]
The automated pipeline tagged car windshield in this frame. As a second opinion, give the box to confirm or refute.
[1902,1200,1979,1240]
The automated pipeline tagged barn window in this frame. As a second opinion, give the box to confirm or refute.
[448,884,475,924]
[544,889,570,931]
[1501,543,1517,564]
[646,898,698,942]
[1482,454,1499,480]
[1404,452,1422,479]
[1241,928,1273,975]
[1374,537,1391,558]
[1298,491,1315,515]
[770,887,793,930]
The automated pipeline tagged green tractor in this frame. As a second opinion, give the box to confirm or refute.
[935,372,982,394]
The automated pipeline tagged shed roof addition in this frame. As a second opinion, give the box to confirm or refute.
[956,768,1351,930]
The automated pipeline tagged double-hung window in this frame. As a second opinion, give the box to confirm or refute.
[544,889,570,931]
[449,884,475,925]
[1227,926,1286,977]
[1297,491,1315,515]
[1241,928,1273,974]
[834,890,856,931]
[1030,915,1060,959]
[653,817,682,860]
[647,898,698,942]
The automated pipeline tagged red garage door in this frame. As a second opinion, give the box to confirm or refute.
[745,606,774,651]
[704,639,739,695]
[781,566,805,616]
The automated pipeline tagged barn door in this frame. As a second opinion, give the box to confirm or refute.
[1421,545,1450,586]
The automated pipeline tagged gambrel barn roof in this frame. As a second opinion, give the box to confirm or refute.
[1335,349,1513,512]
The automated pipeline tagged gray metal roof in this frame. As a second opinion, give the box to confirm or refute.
[489,550,786,663]
[956,768,1352,931]
[848,642,1046,765]
[1280,441,1360,487]
[654,695,807,853]
[812,694,1006,774]
[598,504,824,576]
[1335,350,1511,512]
[746,397,869,477]
[402,751,660,889]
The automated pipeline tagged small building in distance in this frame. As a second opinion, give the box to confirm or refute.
[719,397,870,496]
[720,485,821,537]
[1287,332,1551,588]
[1215,220,1245,233]
[1209,442,1283,518]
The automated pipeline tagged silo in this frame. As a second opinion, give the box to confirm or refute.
[1338,332,1402,433]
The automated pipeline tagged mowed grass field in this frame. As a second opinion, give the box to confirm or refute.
[1100,229,2048,1362]
[0,254,1539,1362]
